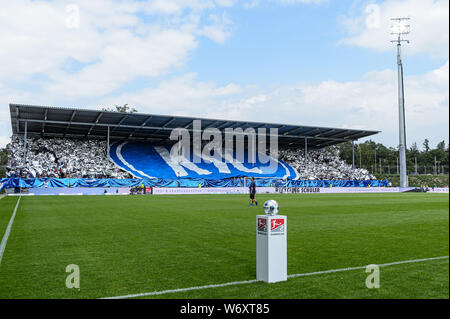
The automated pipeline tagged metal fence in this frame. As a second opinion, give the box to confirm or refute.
[363,165,449,176]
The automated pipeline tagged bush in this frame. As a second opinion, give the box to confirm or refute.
[376,174,449,187]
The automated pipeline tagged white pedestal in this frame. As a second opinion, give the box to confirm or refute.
[256,215,287,283]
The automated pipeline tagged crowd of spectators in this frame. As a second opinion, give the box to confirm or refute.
[6,136,374,181]
[279,148,375,180]
[6,136,131,179]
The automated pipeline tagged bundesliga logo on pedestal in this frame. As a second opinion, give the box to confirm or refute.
[270,218,285,234]
[257,218,267,233]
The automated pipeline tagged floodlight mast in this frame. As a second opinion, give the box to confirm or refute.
[390,17,410,188]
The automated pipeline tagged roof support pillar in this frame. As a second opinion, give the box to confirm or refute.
[352,140,355,169]
[23,121,28,166]
[304,137,308,160]
[107,126,110,158]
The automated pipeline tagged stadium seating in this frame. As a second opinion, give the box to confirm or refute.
[279,148,375,181]
[6,136,375,181]
[6,136,130,179]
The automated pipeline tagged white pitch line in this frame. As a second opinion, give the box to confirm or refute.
[0,196,21,266]
[287,255,449,279]
[101,279,260,299]
[100,255,449,299]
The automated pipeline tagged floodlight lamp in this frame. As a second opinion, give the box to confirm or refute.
[390,17,410,43]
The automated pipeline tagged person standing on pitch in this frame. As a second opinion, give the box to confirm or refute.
[249,177,258,206]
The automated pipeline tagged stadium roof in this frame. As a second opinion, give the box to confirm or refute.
[9,104,379,149]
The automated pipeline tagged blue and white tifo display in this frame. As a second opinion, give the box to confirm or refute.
[109,142,299,179]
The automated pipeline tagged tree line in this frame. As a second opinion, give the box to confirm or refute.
[334,139,449,175]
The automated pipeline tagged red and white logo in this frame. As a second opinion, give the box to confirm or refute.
[271,218,285,232]
[258,218,267,232]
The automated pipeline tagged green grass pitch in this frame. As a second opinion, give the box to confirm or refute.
[0,193,448,299]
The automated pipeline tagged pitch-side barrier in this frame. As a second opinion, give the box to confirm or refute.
[7,186,448,196]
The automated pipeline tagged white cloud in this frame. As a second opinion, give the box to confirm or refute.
[0,0,447,151]
[0,0,144,83]
[95,73,244,117]
[215,0,236,7]
[214,83,243,96]
[198,12,233,43]
[140,0,216,15]
[45,28,198,97]
[243,0,260,9]
[339,0,449,59]
[0,136,11,148]
[243,0,326,8]
[0,0,233,143]
[98,61,448,147]
[274,0,326,4]
[0,0,225,98]
[0,85,34,147]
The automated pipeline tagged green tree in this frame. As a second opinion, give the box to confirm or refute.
[336,138,449,176]
[0,147,8,178]
[102,104,137,113]
[423,139,430,152]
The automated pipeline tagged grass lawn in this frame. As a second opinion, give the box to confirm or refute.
[0,193,448,299]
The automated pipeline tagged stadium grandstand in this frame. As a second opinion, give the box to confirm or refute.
[2,103,385,191]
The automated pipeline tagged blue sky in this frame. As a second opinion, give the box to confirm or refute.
[187,1,446,84]
[0,0,448,148]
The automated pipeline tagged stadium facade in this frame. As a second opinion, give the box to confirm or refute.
[1,104,388,191]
